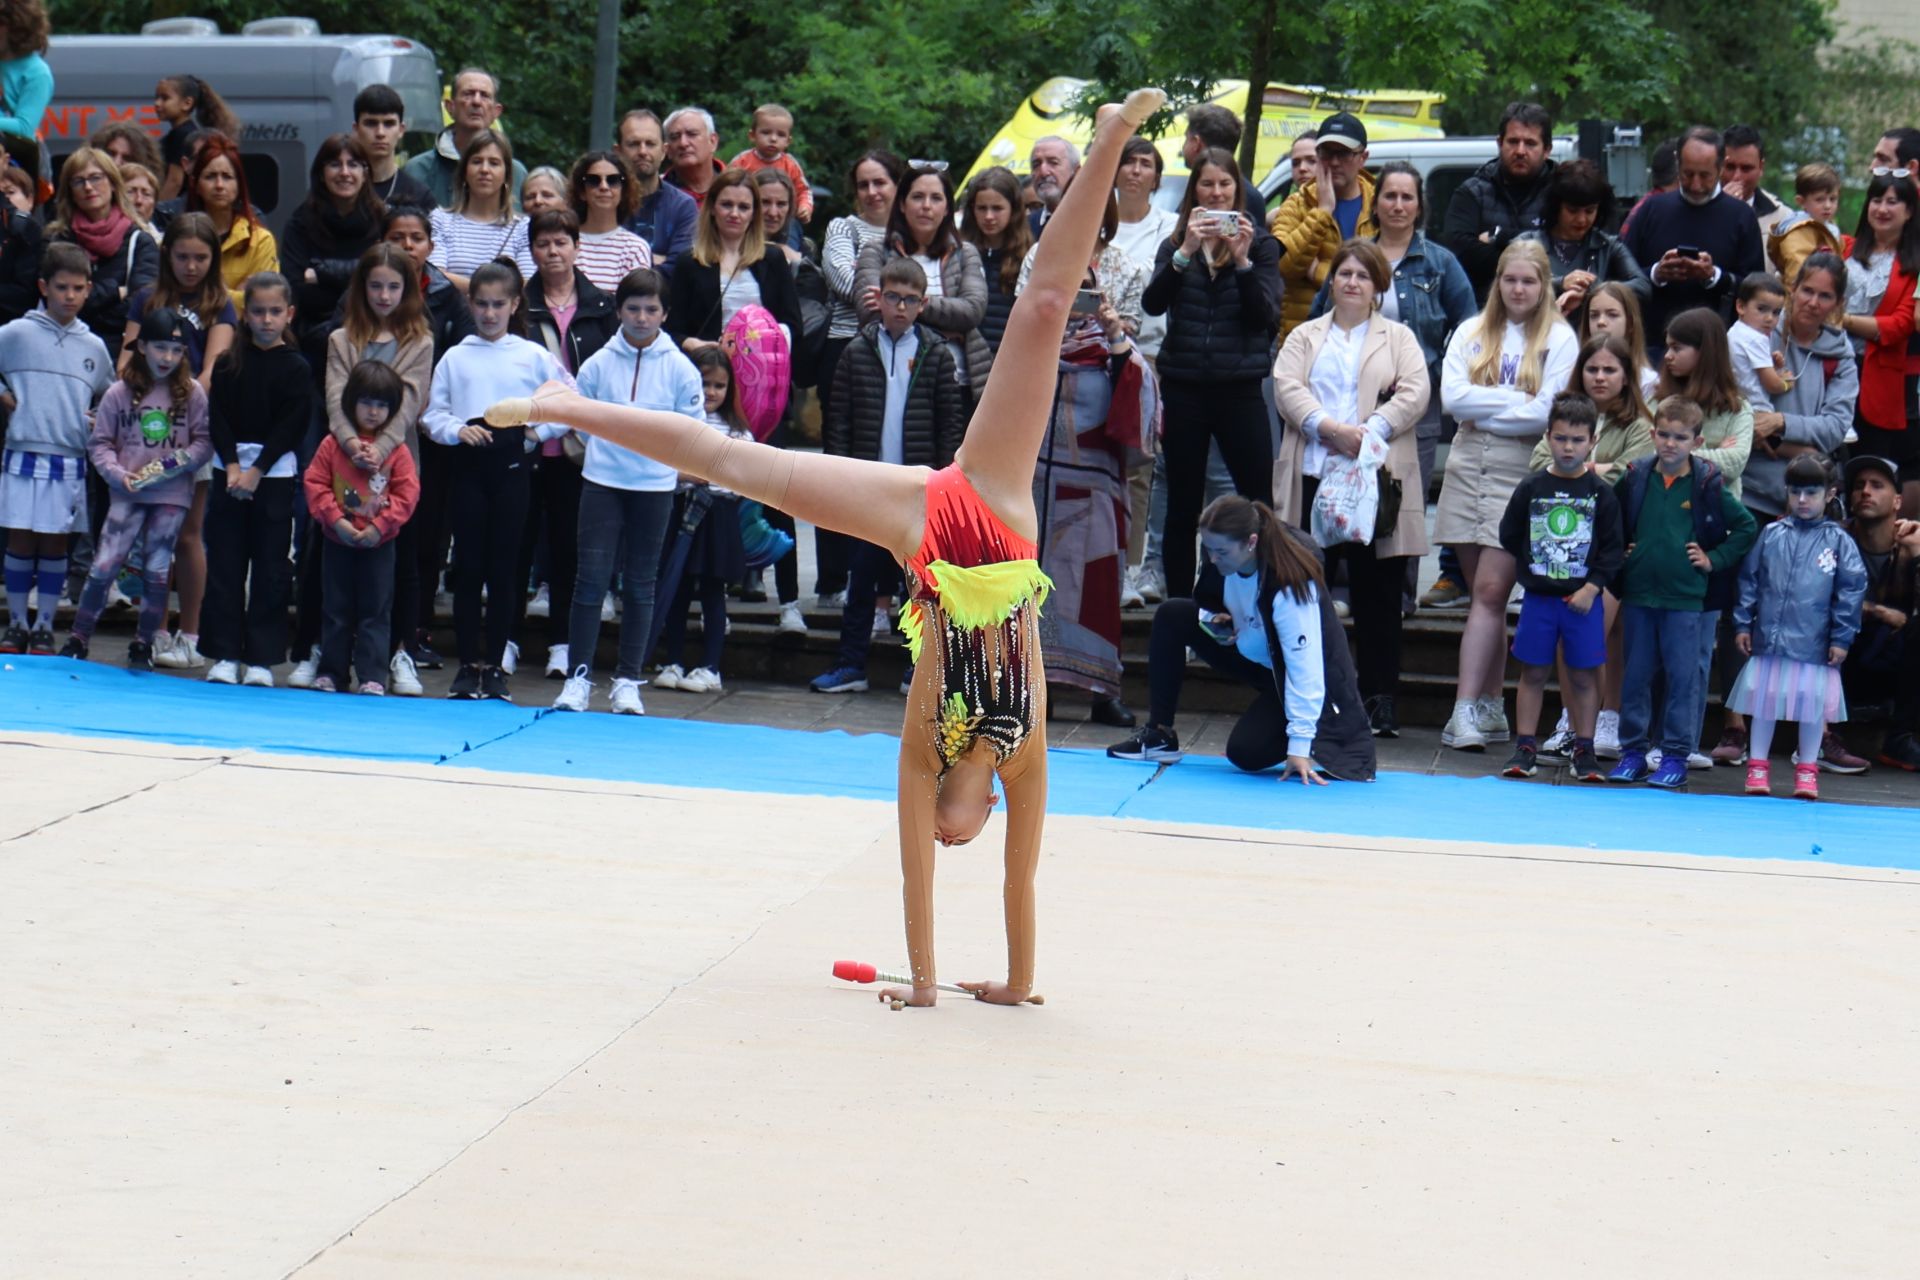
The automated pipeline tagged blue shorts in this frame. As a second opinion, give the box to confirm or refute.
[1512,591,1607,669]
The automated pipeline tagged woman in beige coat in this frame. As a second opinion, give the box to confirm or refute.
[1273,239,1430,736]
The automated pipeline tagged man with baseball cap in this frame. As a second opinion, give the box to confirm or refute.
[1267,110,1376,338]
[1840,453,1920,770]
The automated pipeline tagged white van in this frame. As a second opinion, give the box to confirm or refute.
[41,17,444,235]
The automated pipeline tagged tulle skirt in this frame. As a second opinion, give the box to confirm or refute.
[1728,653,1847,723]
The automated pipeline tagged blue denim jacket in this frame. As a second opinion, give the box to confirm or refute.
[1310,232,1476,377]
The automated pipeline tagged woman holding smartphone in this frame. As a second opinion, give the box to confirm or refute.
[1140,147,1282,598]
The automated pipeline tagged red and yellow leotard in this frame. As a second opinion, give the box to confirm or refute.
[902,466,1052,773]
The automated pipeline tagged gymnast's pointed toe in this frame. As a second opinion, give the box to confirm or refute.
[483,397,534,428]
[1120,88,1166,126]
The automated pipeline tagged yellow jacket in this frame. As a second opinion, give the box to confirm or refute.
[217,216,280,312]
[1268,169,1378,339]
[1767,214,1846,290]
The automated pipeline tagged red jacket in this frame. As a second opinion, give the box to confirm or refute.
[303,434,419,545]
[1859,256,1919,432]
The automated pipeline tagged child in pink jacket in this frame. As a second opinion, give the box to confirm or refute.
[302,360,419,693]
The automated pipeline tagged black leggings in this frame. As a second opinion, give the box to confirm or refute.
[413,438,455,645]
[1160,378,1273,598]
[518,453,582,646]
[448,457,530,667]
[1147,597,1292,772]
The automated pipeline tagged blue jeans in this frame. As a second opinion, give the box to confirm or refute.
[567,480,673,680]
[1619,604,1710,756]
[834,539,904,672]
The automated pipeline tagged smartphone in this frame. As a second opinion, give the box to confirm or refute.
[1675,244,1706,259]
[1070,287,1105,315]
[1198,613,1234,644]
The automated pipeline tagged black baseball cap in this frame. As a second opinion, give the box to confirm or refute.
[138,306,190,346]
[1844,454,1899,489]
[1317,112,1368,151]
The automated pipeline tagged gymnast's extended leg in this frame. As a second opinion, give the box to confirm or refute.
[954,88,1164,535]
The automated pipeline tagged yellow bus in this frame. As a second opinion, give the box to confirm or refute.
[964,77,1445,191]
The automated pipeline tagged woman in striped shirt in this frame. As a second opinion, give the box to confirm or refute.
[568,150,652,293]
[429,131,533,292]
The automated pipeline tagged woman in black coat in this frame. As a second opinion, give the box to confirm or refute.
[280,134,386,352]
[1516,158,1650,324]
[665,168,801,349]
[1139,147,1282,598]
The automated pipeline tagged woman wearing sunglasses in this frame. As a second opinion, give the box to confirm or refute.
[567,150,652,293]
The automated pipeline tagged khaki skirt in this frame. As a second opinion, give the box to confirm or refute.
[1432,425,1537,549]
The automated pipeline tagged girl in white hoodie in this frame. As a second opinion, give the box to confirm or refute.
[421,258,571,701]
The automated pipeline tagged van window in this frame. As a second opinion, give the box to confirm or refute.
[242,155,278,216]
[1422,166,1476,239]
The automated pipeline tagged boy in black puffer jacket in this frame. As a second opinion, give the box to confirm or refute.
[810,257,967,694]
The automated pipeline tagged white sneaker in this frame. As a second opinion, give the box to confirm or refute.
[1595,709,1622,760]
[610,676,646,714]
[1539,710,1574,762]
[105,581,134,612]
[817,590,846,609]
[680,666,723,693]
[872,609,892,637]
[553,669,591,712]
[525,583,549,618]
[154,632,204,669]
[500,640,519,675]
[1137,563,1167,604]
[600,593,616,622]
[206,659,240,685]
[389,648,424,696]
[287,644,320,688]
[1474,695,1511,743]
[1441,699,1486,750]
[1686,751,1713,770]
[545,643,569,678]
[242,664,274,687]
[1332,597,1351,619]
[777,601,806,634]
[1120,566,1146,609]
[654,663,685,690]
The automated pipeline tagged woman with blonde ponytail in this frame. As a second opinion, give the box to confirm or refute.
[1106,494,1376,782]
[1433,238,1579,751]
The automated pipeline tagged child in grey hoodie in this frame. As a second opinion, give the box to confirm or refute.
[63,307,211,666]
[0,244,114,653]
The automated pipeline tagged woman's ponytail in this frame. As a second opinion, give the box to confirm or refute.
[1199,495,1325,604]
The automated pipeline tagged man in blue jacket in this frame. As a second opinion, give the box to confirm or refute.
[618,109,696,278]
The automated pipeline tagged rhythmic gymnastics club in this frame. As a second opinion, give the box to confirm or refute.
[831,959,972,996]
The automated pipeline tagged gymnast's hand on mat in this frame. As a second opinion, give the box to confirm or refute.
[959,981,1044,1006]
[878,984,937,1010]
[1280,755,1327,787]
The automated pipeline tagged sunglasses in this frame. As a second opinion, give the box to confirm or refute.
[907,159,949,173]
[582,172,625,188]
[1870,167,1915,182]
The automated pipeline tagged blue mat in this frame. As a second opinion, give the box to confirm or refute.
[4,656,1912,871]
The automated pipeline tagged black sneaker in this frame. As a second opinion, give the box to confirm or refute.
[1365,694,1399,738]
[1878,732,1920,773]
[1106,724,1184,763]
[0,624,26,654]
[448,663,482,699]
[480,665,512,701]
[1567,744,1607,783]
[411,637,446,671]
[59,635,88,659]
[26,627,55,655]
[126,639,153,669]
[1501,742,1538,778]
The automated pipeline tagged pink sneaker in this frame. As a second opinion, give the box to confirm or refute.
[1743,760,1770,795]
[1792,762,1819,801]
[311,675,336,693]
[358,680,386,696]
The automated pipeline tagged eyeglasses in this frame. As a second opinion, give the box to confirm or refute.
[71,172,110,188]
[582,172,625,188]
[907,159,949,173]
[881,291,925,308]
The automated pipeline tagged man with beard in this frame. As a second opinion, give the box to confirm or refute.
[1840,455,1920,771]
[1027,135,1079,236]
[1442,101,1559,301]
[617,109,697,279]
[662,106,724,210]
[1623,125,1765,350]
